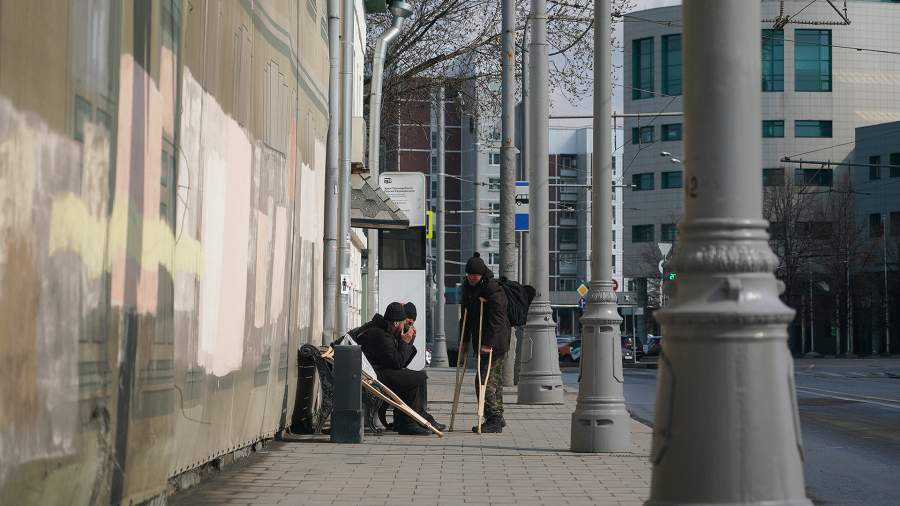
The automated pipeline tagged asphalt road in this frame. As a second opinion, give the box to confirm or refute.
[561,358,900,505]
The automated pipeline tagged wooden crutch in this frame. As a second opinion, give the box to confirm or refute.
[449,308,469,432]
[319,347,444,437]
[475,298,493,435]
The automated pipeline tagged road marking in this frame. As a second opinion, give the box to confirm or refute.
[795,386,900,411]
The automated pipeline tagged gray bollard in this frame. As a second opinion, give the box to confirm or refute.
[330,345,363,443]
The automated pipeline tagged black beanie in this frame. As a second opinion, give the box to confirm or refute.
[384,302,407,322]
[465,252,488,275]
[403,302,417,321]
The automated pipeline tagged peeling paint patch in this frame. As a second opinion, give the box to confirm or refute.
[0,96,80,482]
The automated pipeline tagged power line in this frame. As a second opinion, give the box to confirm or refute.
[620,12,900,57]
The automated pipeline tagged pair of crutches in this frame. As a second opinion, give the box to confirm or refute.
[319,347,444,437]
[449,298,493,434]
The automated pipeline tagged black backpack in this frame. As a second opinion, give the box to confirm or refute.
[497,277,536,327]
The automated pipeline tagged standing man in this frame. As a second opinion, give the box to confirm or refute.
[460,253,510,433]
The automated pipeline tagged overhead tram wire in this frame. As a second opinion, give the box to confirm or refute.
[619,12,900,57]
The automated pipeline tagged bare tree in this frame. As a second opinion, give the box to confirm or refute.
[365,0,636,138]
[763,173,820,310]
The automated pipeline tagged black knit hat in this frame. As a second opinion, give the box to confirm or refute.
[465,252,488,275]
[384,302,407,322]
[403,302,417,321]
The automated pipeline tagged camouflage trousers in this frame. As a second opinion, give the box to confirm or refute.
[475,355,505,420]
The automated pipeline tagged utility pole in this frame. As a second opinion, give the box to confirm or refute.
[336,0,354,337]
[647,1,810,504]
[323,0,340,343]
[882,212,891,355]
[570,0,630,453]
[431,87,450,367]
[517,0,564,405]
[500,0,518,386]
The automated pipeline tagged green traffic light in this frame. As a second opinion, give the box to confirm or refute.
[667,272,676,281]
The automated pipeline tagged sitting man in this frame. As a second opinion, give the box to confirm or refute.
[356,302,444,435]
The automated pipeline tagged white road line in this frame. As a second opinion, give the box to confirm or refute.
[795,387,900,411]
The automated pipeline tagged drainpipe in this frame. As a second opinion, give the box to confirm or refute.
[323,0,340,343]
[337,0,355,337]
[366,1,413,319]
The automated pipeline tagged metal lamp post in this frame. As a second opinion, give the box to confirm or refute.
[431,87,450,367]
[570,0,631,453]
[646,1,810,504]
[517,0,564,404]
[500,0,519,385]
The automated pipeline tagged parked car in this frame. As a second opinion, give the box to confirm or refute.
[558,338,582,363]
[556,334,576,346]
[644,335,662,356]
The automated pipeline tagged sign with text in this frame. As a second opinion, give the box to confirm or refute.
[380,172,426,227]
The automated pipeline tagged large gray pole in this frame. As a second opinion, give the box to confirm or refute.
[500,0,518,386]
[431,87,450,367]
[883,214,891,354]
[336,0,354,337]
[646,1,810,504]
[570,0,630,453]
[517,0,564,405]
[323,0,341,343]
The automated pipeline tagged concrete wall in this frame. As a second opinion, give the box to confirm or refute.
[0,0,332,503]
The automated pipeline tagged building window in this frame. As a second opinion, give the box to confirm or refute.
[794,168,833,187]
[891,153,900,178]
[661,34,682,96]
[869,155,881,180]
[795,29,832,92]
[489,152,501,165]
[632,225,654,243]
[558,154,578,178]
[632,173,655,191]
[891,211,900,237]
[431,130,437,149]
[489,202,501,214]
[661,123,682,141]
[489,126,501,142]
[762,120,784,138]
[660,223,677,243]
[488,177,500,191]
[559,253,577,275]
[661,171,682,189]
[632,37,654,100]
[631,125,655,145]
[870,213,883,238]
[431,155,438,172]
[763,168,785,186]
[795,120,832,138]
[558,278,578,292]
[488,252,500,265]
[559,228,578,244]
[489,227,499,240]
[761,29,784,92]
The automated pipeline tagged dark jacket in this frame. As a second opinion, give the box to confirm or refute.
[356,313,417,371]
[459,271,511,357]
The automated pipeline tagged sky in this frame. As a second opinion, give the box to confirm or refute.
[549,0,681,138]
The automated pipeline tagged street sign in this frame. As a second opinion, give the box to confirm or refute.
[515,181,529,231]
[426,210,434,239]
[612,278,619,292]
[579,297,586,309]
[576,283,589,297]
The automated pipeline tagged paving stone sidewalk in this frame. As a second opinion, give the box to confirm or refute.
[171,368,653,505]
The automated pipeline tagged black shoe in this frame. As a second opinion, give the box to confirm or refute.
[423,412,446,432]
[472,417,503,433]
[396,423,431,436]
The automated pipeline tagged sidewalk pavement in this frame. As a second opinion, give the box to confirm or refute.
[171,367,653,506]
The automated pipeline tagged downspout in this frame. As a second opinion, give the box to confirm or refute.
[366,1,413,319]
[337,0,355,337]
[323,0,340,343]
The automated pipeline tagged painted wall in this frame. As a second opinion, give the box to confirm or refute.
[0,0,330,503]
